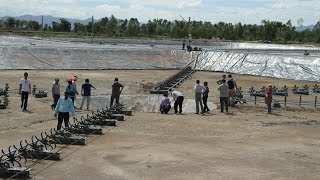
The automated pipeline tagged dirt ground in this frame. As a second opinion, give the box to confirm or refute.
[0,70,320,179]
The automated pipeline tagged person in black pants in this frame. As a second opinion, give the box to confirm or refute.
[160,93,171,114]
[218,79,229,113]
[172,90,184,114]
[51,78,60,110]
[54,92,75,130]
[19,72,31,111]
[110,78,124,107]
[202,82,210,113]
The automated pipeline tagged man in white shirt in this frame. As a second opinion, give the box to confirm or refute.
[218,79,229,113]
[19,72,31,111]
[194,80,204,114]
[171,90,184,114]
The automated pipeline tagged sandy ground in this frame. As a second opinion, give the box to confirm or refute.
[0,70,320,179]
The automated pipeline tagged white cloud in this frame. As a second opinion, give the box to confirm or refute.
[94,4,121,18]
[177,0,202,9]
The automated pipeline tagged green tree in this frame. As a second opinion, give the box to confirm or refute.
[43,24,49,31]
[74,22,85,34]
[146,20,156,37]
[52,21,60,31]
[118,19,128,36]
[314,21,320,43]
[59,18,71,32]
[107,15,117,37]
[126,18,140,37]
[27,21,40,30]
[4,17,16,30]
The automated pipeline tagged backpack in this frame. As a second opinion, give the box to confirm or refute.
[227,80,234,89]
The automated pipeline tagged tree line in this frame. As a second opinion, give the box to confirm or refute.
[1,15,320,43]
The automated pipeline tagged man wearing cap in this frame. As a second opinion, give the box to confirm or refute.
[51,78,60,110]
[110,78,124,107]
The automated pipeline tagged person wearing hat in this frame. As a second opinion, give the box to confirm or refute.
[110,78,124,107]
[51,78,60,110]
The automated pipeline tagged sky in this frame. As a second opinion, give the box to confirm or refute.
[0,0,319,26]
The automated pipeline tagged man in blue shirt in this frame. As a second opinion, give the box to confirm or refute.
[80,79,96,110]
[54,92,75,130]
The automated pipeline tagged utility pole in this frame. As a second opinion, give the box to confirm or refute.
[41,16,44,40]
[188,17,191,47]
[179,15,192,50]
[91,16,94,44]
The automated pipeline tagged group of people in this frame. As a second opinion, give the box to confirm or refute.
[159,73,273,114]
[159,74,239,114]
[51,76,96,111]
[19,72,124,130]
[217,74,238,113]
[18,71,273,130]
[159,90,185,114]
[159,79,210,115]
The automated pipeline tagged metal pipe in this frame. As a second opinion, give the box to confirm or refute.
[299,95,302,107]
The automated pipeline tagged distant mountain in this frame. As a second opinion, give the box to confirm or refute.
[0,14,93,28]
[295,25,314,32]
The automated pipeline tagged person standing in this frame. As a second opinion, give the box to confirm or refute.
[203,82,210,113]
[194,80,204,114]
[51,78,60,110]
[72,76,78,105]
[216,74,226,85]
[66,81,78,105]
[19,72,31,111]
[218,79,229,113]
[110,78,124,107]
[227,74,237,106]
[265,85,273,113]
[54,92,75,130]
[159,93,171,114]
[182,38,186,50]
[171,90,184,114]
[80,79,96,110]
